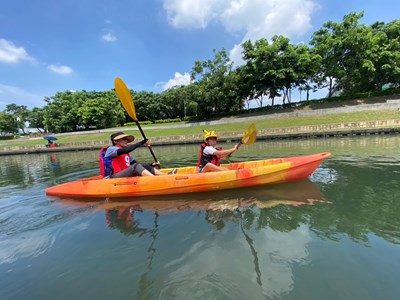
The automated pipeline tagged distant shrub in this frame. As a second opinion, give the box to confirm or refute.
[184,115,215,122]
[0,135,15,140]
[155,118,181,124]
[124,121,153,126]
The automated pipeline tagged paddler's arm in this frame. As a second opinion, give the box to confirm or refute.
[116,139,147,155]
[213,145,239,158]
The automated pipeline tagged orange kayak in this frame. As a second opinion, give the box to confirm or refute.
[45,152,331,198]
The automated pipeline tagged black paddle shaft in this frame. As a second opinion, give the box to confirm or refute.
[135,121,159,165]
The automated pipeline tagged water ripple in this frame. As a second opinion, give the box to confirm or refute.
[310,167,339,184]
[0,231,57,264]
[159,273,246,300]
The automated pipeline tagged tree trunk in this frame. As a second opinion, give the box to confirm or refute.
[328,77,333,98]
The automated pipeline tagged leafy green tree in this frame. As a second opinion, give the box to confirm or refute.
[0,112,16,135]
[309,11,400,95]
[291,44,321,101]
[186,100,198,116]
[310,14,349,97]
[43,90,126,132]
[43,91,85,132]
[161,86,186,119]
[4,104,30,134]
[134,91,169,123]
[368,20,400,90]
[241,36,292,106]
[28,107,45,133]
[336,12,378,94]
[223,70,246,111]
[77,95,124,129]
[191,49,242,115]
[174,83,200,117]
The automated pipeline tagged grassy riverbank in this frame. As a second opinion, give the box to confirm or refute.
[2,108,400,149]
[0,95,400,151]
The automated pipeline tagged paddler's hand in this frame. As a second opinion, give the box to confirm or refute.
[144,139,151,147]
[151,161,161,167]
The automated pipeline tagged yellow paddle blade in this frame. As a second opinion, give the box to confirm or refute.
[241,123,256,145]
[114,77,137,121]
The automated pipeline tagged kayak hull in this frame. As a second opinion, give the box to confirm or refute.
[45,152,331,198]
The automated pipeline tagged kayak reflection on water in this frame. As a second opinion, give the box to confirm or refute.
[56,179,331,235]
[105,206,148,236]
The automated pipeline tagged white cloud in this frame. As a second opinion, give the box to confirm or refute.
[163,0,318,65]
[47,64,73,75]
[163,0,218,29]
[162,72,192,90]
[220,0,317,40]
[0,38,35,64]
[229,44,245,67]
[0,84,44,109]
[101,32,117,42]
[164,0,317,37]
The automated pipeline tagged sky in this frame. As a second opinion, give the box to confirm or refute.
[1,0,399,110]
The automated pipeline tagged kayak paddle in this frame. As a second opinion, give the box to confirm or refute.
[238,123,256,148]
[227,123,256,161]
[114,77,158,164]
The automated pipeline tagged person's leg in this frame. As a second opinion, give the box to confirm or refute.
[142,163,156,174]
[202,162,229,172]
[154,169,165,175]
[112,163,154,178]
[142,163,167,175]
[134,163,156,176]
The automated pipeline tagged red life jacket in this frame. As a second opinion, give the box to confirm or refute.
[99,146,131,177]
[197,142,222,168]
[112,153,130,173]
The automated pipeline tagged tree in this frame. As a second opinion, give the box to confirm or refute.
[309,11,399,95]
[134,91,169,123]
[77,95,124,129]
[4,104,30,134]
[293,43,321,101]
[310,14,350,97]
[28,107,45,133]
[0,112,16,135]
[368,20,400,90]
[191,49,242,115]
[161,86,187,119]
[42,90,125,132]
[43,91,84,132]
[241,36,292,106]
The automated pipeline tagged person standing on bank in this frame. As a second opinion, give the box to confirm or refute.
[197,130,239,173]
[103,132,170,178]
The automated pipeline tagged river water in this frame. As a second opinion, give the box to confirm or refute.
[1,135,400,300]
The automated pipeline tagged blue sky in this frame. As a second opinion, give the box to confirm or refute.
[1,0,399,110]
